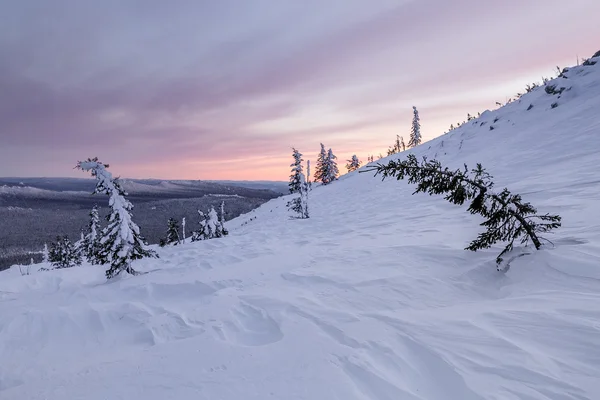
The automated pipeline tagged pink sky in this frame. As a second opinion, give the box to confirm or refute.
[1,0,599,181]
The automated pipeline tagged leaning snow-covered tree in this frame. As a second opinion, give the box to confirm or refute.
[346,155,361,172]
[288,171,309,219]
[408,106,422,148]
[181,217,186,244]
[49,236,83,269]
[160,218,181,247]
[314,143,328,184]
[82,205,101,264]
[289,148,304,194]
[76,158,158,279]
[366,154,561,269]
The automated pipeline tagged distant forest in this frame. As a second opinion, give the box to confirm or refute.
[0,178,285,270]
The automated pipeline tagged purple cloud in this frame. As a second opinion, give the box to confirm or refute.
[0,0,599,179]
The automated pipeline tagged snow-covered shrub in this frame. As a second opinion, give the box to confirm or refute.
[49,236,83,269]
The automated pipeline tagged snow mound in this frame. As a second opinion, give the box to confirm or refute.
[1,57,600,399]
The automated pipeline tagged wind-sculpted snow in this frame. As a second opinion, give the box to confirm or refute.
[1,56,600,399]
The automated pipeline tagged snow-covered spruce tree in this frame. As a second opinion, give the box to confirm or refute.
[82,205,101,264]
[314,143,328,184]
[49,236,83,269]
[160,218,181,247]
[366,154,561,269]
[192,207,224,240]
[76,158,158,279]
[206,206,223,238]
[182,217,186,244]
[219,201,229,236]
[325,148,339,183]
[346,155,361,172]
[408,106,422,148]
[287,171,309,219]
[289,148,304,194]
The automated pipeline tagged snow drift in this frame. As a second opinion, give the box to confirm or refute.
[1,56,600,399]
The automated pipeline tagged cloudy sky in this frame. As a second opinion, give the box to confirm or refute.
[1,0,599,180]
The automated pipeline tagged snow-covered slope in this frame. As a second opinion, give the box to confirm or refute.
[1,56,600,399]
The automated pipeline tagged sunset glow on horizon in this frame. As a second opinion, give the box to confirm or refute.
[1,0,599,181]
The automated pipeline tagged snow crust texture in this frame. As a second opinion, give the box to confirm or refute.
[1,58,600,399]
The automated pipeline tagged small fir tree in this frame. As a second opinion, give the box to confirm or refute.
[205,206,223,238]
[346,155,361,172]
[288,172,309,219]
[160,218,181,247]
[191,211,207,242]
[42,243,49,263]
[49,236,83,269]
[324,148,339,184]
[314,143,328,184]
[76,157,158,279]
[289,148,304,194]
[182,217,186,244]
[192,207,225,240]
[83,205,101,264]
[408,106,422,148]
[366,155,561,269]
[306,160,312,190]
[219,201,229,236]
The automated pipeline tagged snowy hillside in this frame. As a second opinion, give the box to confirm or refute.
[1,56,600,399]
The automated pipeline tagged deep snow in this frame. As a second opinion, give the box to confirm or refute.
[1,57,600,399]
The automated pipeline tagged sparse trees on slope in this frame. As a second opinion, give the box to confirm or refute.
[76,157,158,279]
[387,135,406,156]
[289,148,304,194]
[408,106,422,148]
[288,172,309,219]
[367,154,561,269]
[82,205,101,264]
[49,236,82,269]
[160,218,181,247]
[346,155,361,172]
